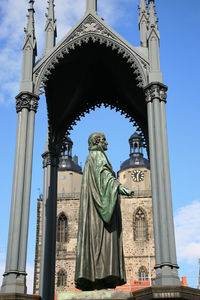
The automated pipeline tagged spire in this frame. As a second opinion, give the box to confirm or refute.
[147,0,162,82]
[44,0,57,55]
[148,0,158,29]
[24,0,37,54]
[20,0,37,92]
[138,0,148,47]
[86,0,97,13]
[140,0,147,10]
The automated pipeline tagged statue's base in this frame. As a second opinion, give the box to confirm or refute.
[57,290,131,300]
[0,294,42,300]
[132,286,200,299]
[57,286,200,300]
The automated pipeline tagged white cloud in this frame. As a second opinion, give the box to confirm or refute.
[174,200,200,264]
[98,0,125,25]
[26,264,34,294]
[0,262,5,289]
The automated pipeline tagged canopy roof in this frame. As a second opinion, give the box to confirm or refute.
[33,11,149,149]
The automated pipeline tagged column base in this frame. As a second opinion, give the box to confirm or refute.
[155,266,180,286]
[0,294,42,300]
[1,273,26,294]
[132,286,200,300]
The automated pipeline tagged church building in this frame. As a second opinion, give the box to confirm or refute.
[33,133,155,294]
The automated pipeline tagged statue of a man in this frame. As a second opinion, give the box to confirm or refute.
[75,133,134,291]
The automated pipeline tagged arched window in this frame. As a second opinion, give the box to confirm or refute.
[134,208,147,241]
[57,213,68,242]
[138,266,148,281]
[57,269,67,287]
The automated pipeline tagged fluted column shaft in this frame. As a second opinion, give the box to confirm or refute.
[145,82,180,286]
[1,92,39,293]
[39,150,59,300]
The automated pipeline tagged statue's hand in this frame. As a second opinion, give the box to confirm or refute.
[119,185,134,197]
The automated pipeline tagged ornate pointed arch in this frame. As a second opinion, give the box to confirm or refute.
[35,35,147,92]
[57,212,68,243]
[33,13,149,153]
[57,269,67,287]
[34,14,148,93]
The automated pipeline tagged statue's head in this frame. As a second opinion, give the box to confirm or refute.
[88,132,108,151]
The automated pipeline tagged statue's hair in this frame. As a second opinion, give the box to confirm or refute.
[88,132,104,150]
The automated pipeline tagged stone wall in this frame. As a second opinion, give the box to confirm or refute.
[121,196,155,283]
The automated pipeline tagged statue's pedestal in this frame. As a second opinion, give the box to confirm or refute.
[57,290,130,300]
[0,294,42,300]
[57,286,200,300]
[132,286,200,300]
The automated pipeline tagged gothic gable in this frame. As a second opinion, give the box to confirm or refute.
[33,12,149,94]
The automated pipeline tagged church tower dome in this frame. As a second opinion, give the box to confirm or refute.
[120,132,150,170]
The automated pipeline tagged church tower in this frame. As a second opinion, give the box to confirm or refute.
[118,132,155,284]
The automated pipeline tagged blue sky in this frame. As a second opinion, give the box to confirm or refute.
[0,0,200,293]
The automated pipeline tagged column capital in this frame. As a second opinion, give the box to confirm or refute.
[42,151,59,168]
[16,92,39,113]
[144,82,168,103]
[154,263,179,269]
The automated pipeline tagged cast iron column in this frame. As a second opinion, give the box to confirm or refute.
[39,149,59,300]
[1,92,39,293]
[145,82,180,286]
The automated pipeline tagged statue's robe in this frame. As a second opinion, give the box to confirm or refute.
[75,147,126,290]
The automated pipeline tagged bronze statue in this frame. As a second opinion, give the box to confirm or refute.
[75,133,134,291]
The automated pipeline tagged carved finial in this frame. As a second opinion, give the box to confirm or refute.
[139,0,147,11]
[29,0,34,10]
[19,0,37,92]
[44,0,57,55]
[147,0,162,81]
[148,0,158,28]
[26,0,35,35]
[46,0,56,22]
[86,0,97,13]
[138,0,148,47]
[23,0,37,53]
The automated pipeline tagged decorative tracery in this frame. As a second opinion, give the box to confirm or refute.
[38,35,146,90]
[57,213,68,243]
[134,207,148,241]
[34,14,147,94]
